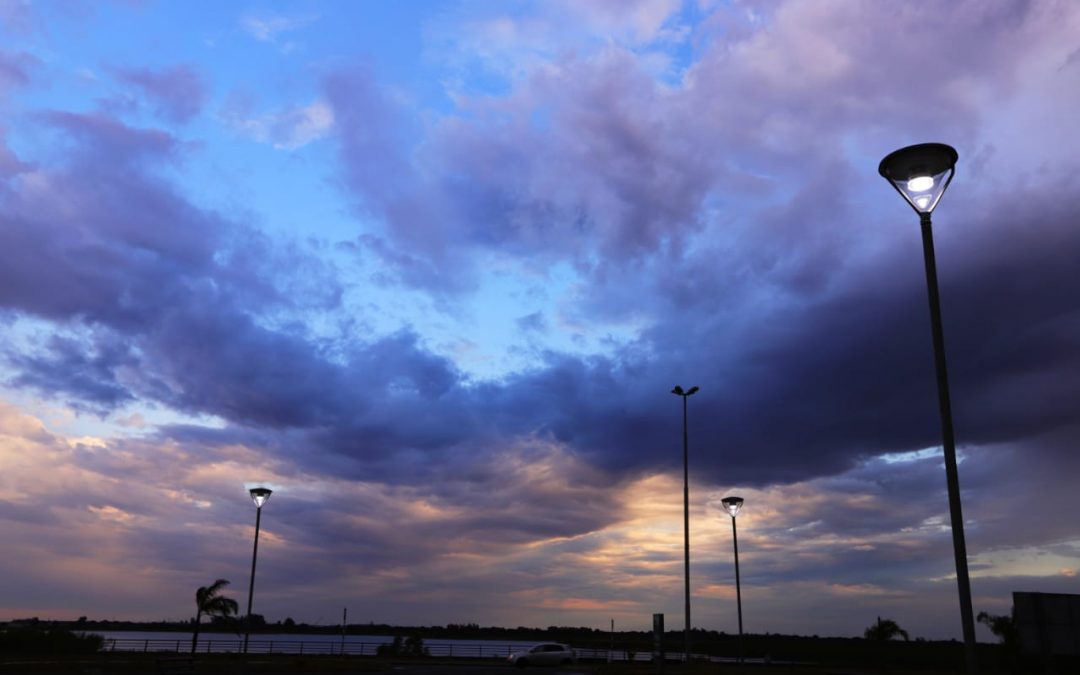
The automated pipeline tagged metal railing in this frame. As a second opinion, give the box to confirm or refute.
[104,638,627,660]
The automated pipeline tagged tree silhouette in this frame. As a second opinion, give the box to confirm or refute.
[864,616,910,642]
[978,609,1019,672]
[191,579,239,654]
[977,610,1018,646]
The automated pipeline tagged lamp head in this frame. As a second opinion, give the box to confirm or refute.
[671,385,699,397]
[249,487,272,508]
[878,143,957,215]
[721,495,744,518]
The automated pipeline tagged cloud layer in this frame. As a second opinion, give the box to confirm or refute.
[0,0,1078,640]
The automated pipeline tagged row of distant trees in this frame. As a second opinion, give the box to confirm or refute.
[0,601,1022,665]
[185,578,1022,656]
[186,580,1022,658]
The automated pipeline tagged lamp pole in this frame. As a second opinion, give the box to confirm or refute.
[879,143,977,675]
[244,487,272,654]
[721,496,744,663]
[671,385,698,662]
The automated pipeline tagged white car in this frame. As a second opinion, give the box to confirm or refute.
[507,642,577,667]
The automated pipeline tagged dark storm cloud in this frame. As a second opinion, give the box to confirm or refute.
[0,117,483,455]
[574,176,1080,487]
[428,49,715,260]
[138,307,353,428]
[321,0,1075,313]
[280,455,617,568]
[0,111,347,424]
[0,113,219,327]
[14,160,1074,495]
[1,2,1077,599]
[3,1,1076,507]
[321,44,739,307]
[11,330,137,412]
[303,0,1080,492]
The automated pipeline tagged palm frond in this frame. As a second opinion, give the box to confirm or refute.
[196,579,235,614]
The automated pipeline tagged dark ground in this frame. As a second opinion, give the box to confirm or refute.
[0,655,990,675]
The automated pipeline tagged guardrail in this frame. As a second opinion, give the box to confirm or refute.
[104,638,624,660]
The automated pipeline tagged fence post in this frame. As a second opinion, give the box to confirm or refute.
[144,640,148,652]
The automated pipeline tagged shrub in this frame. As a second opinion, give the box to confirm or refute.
[375,634,429,657]
[0,626,104,654]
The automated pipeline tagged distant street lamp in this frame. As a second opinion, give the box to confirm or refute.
[720,496,744,663]
[671,384,699,662]
[878,143,977,675]
[244,487,272,654]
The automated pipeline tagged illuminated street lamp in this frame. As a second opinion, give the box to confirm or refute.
[244,487,272,654]
[878,143,977,675]
[671,384,699,662]
[720,496,744,663]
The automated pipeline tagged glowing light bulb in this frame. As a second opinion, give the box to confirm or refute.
[914,195,932,210]
[907,175,934,192]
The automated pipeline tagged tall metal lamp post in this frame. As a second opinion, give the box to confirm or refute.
[878,143,977,674]
[720,496,744,663]
[671,385,699,662]
[244,486,272,654]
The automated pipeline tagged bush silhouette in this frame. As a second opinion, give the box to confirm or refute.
[0,626,104,654]
[376,634,429,657]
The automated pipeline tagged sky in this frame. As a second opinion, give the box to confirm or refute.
[1,0,1078,642]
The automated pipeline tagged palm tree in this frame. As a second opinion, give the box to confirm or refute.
[191,579,239,654]
[864,616,910,642]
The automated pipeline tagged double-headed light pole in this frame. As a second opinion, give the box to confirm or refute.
[878,143,977,675]
[244,486,272,654]
[671,385,698,662]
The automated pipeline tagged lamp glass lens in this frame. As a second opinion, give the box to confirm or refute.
[250,488,272,508]
[721,497,744,517]
[893,167,952,214]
